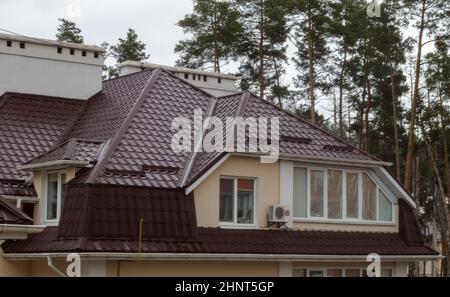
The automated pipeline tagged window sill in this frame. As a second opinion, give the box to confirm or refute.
[219,223,259,230]
[293,218,396,226]
[42,220,59,226]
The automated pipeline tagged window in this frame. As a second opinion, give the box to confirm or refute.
[293,268,392,277]
[57,47,62,54]
[293,168,307,218]
[19,42,25,49]
[218,77,222,84]
[94,52,99,58]
[362,173,377,220]
[310,170,324,217]
[203,75,208,82]
[82,51,87,57]
[192,74,196,80]
[70,48,75,55]
[379,190,393,221]
[346,173,359,218]
[220,177,255,225]
[6,40,12,47]
[184,73,189,79]
[327,170,342,219]
[45,172,66,222]
[293,167,394,223]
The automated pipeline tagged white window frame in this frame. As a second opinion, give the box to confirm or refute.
[219,176,257,228]
[42,171,66,225]
[293,166,395,225]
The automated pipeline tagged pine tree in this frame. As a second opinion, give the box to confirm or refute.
[288,0,331,125]
[110,28,149,64]
[56,18,84,44]
[234,0,289,101]
[175,0,244,72]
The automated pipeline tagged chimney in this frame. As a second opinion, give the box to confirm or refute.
[0,33,105,100]
[119,61,239,97]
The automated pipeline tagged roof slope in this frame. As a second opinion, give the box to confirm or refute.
[0,196,33,225]
[0,93,83,196]
[2,226,436,256]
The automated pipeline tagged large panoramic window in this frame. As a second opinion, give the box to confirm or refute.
[46,172,66,222]
[220,177,255,225]
[293,167,394,223]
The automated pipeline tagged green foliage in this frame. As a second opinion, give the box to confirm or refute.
[56,18,84,44]
[175,0,244,72]
[110,28,149,64]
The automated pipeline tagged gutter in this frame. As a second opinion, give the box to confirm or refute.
[0,224,46,240]
[4,253,443,262]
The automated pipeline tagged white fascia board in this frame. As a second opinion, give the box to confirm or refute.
[378,167,417,209]
[4,253,442,261]
[185,154,230,195]
[0,225,46,240]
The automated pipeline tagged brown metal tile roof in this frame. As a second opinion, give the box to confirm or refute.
[25,139,105,165]
[0,196,33,225]
[0,93,83,196]
[2,225,436,256]
[57,184,197,240]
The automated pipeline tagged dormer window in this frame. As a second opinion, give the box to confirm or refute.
[293,167,394,223]
[19,42,25,49]
[45,172,66,223]
[6,40,12,47]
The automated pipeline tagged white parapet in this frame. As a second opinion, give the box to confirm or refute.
[0,33,105,100]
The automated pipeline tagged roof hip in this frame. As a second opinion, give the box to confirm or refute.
[85,68,162,184]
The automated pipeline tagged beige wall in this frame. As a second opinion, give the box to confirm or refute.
[194,156,279,228]
[107,260,278,277]
[0,251,29,277]
[193,155,399,232]
[33,167,77,225]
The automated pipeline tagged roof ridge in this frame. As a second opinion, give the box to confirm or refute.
[85,68,162,184]
[102,68,154,83]
[245,92,382,162]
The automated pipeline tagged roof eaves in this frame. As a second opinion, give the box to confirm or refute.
[84,68,162,184]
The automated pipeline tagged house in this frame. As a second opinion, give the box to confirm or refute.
[0,33,439,277]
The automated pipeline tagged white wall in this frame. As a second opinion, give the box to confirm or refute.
[0,39,103,100]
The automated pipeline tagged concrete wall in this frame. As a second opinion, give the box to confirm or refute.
[0,38,103,100]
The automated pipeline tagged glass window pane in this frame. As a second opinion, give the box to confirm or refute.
[46,173,58,220]
[237,179,254,224]
[60,174,66,211]
[346,173,359,218]
[309,270,325,277]
[310,170,324,217]
[328,170,343,219]
[362,173,377,220]
[220,179,234,222]
[345,269,361,277]
[292,269,307,277]
[327,269,343,277]
[293,168,307,218]
[379,190,393,221]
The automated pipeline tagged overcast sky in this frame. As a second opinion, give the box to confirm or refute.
[0,0,193,66]
[1,0,429,119]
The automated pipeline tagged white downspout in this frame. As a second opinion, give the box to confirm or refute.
[47,256,66,277]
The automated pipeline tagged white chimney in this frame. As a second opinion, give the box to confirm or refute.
[0,33,105,100]
[119,61,239,97]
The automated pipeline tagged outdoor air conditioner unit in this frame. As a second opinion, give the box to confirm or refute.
[268,205,290,224]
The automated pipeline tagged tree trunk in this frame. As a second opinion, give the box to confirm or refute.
[421,122,450,276]
[307,6,316,125]
[258,0,265,99]
[439,92,450,196]
[338,44,347,138]
[212,9,221,73]
[405,0,426,193]
[388,55,402,181]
